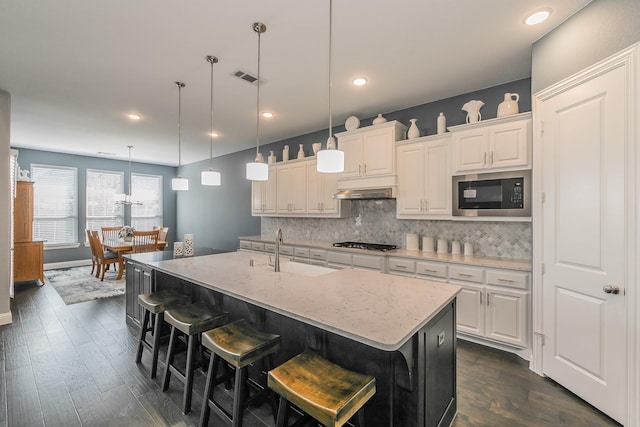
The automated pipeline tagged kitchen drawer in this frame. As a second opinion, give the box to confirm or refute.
[294,247,310,258]
[353,254,384,271]
[239,241,252,251]
[250,242,265,252]
[416,261,448,279]
[328,251,352,266]
[388,257,416,275]
[487,269,529,290]
[309,249,327,262]
[279,245,294,256]
[449,265,484,283]
[264,244,275,254]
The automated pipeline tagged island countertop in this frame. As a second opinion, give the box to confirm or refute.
[148,251,460,351]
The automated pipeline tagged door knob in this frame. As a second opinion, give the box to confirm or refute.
[603,284,620,294]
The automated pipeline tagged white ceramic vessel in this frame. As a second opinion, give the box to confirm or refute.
[497,93,519,117]
[407,119,420,139]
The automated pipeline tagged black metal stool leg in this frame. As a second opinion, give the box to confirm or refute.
[151,312,164,378]
[199,352,218,427]
[136,308,150,364]
[162,326,178,391]
[183,334,197,413]
[231,366,247,426]
[275,397,289,427]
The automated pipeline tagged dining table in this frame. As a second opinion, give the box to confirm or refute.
[102,238,167,280]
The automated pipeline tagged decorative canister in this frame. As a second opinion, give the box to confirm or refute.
[283,145,289,161]
[464,242,474,256]
[497,93,520,117]
[173,242,184,257]
[437,238,448,254]
[372,113,387,124]
[451,241,461,255]
[297,144,305,159]
[437,112,447,134]
[407,119,420,139]
[422,236,434,253]
[268,150,276,164]
[406,233,419,251]
[183,234,194,256]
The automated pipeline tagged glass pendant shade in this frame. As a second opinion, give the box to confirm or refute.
[317,147,344,173]
[201,170,221,186]
[171,176,189,191]
[246,161,268,181]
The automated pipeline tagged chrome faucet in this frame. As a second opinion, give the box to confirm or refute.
[275,228,283,272]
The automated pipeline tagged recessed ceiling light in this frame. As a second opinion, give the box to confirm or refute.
[127,113,142,120]
[209,132,219,138]
[262,112,273,118]
[525,8,551,25]
[353,78,367,86]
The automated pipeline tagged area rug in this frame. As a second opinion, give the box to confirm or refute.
[46,266,125,305]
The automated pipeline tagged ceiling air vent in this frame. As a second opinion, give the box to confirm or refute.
[233,70,259,84]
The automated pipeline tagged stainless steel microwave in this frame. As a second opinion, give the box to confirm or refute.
[452,170,531,217]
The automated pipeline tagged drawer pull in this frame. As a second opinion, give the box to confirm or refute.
[498,278,515,283]
[394,264,407,269]
[424,269,437,273]
[458,273,473,277]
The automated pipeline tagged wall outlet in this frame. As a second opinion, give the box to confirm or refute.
[437,330,446,347]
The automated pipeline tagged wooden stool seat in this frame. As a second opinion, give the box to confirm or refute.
[200,319,281,427]
[135,290,190,378]
[268,350,376,427]
[162,302,229,414]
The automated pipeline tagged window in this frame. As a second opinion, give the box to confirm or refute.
[31,164,78,247]
[131,173,163,231]
[86,169,124,235]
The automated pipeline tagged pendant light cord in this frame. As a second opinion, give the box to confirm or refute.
[256,26,262,158]
[328,0,333,141]
[208,56,217,169]
[127,145,133,196]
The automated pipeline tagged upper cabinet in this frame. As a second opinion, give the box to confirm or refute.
[396,135,451,219]
[251,167,277,215]
[307,160,341,216]
[449,112,531,175]
[336,121,407,189]
[276,162,307,214]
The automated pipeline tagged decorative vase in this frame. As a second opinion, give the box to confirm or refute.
[268,150,276,164]
[173,242,184,257]
[297,144,305,159]
[437,112,446,134]
[183,234,194,256]
[123,236,132,242]
[283,145,289,161]
[372,113,387,125]
[462,100,484,123]
[407,119,420,139]
[255,152,264,163]
[497,93,519,117]
[312,142,321,155]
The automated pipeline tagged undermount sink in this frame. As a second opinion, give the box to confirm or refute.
[260,260,335,277]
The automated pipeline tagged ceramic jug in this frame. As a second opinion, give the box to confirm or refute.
[312,142,321,155]
[297,144,305,159]
[268,150,276,164]
[255,152,264,163]
[407,118,420,139]
[462,100,484,123]
[497,93,519,118]
[283,145,289,161]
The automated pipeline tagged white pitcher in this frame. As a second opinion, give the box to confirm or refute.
[462,100,484,124]
[497,93,519,118]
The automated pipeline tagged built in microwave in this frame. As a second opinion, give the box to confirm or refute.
[452,170,531,217]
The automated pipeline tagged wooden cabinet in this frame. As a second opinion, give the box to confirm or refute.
[450,112,531,174]
[276,162,307,214]
[13,181,44,284]
[396,135,451,219]
[336,121,406,189]
[251,167,276,215]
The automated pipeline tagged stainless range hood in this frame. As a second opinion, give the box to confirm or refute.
[333,188,394,200]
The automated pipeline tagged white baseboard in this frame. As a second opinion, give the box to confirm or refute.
[44,259,92,270]
[0,311,13,326]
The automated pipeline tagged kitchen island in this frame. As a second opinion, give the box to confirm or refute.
[127,250,460,426]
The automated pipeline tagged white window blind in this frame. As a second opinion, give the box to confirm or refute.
[86,169,124,235]
[131,173,163,231]
[31,164,78,246]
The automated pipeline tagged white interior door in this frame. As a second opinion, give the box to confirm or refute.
[538,63,627,423]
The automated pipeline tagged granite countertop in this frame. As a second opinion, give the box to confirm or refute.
[125,247,226,264]
[238,235,532,272]
[150,251,460,352]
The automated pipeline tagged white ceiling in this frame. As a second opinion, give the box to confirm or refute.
[0,0,591,166]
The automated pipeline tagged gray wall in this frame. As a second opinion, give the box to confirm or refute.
[532,0,640,93]
[14,149,178,264]
[0,90,10,318]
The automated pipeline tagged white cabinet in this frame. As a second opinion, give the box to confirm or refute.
[336,121,407,189]
[450,112,531,174]
[456,283,485,336]
[306,160,340,216]
[396,135,451,219]
[251,167,276,215]
[276,162,307,214]
[326,251,384,271]
[485,286,528,347]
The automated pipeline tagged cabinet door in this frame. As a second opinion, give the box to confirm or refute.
[251,180,265,214]
[424,139,451,215]
[452,128,489,173]
[456,284,485,336]
[14,181,34,242]
[319,170,339,214]
[306,161,322,214]
[13,241,43,283]
[396,143,424,216]
[363,127,395,176]
[489,120,530,169]
[276,165,292,213]
[289,162,307,214]
[486,286,528,348]
[338,134,363,178]
[263,168,277,213]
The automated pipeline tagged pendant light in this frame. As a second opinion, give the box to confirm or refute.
[201,55,222,186]
[317,0,344,173]
[246,22,269,181]
[171,81,189,191]
[115,145,143,206]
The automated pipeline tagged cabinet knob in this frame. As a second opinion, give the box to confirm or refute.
[603,284,620,294]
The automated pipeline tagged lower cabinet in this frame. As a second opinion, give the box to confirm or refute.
[125,260,153,328]
[13,241,44,283]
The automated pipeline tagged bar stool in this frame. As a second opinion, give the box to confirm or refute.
[268,350,376,427]
[199,319,281,427]
[162,301,229,414]
[135,290,190,378]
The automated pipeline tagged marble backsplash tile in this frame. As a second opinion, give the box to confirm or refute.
[261,199,532,260]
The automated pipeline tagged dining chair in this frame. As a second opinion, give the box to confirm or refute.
[153,226,169,250]
[132,230,160,253]
[90,230,122,281]
[101,226,122,242]
[86,229,100,276]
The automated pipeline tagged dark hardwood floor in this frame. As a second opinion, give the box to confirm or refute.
[0,278,621,427]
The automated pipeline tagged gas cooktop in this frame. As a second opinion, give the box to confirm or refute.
[332,242,397,252]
